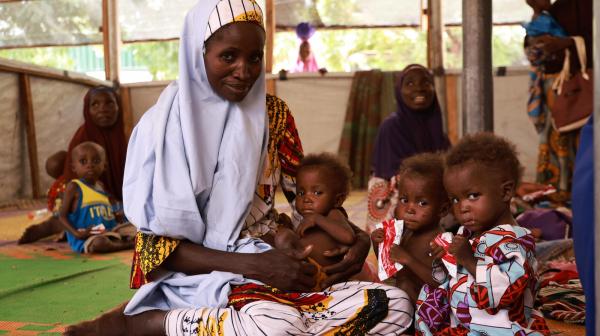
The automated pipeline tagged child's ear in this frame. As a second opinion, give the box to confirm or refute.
[501,180,516,202]
[334,193,346,208]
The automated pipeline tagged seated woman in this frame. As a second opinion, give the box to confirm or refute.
[19,86,127,244]
[367,64,450,231]
[66,1,413,335]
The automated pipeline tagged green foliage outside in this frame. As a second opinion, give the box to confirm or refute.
[0,27,526,81]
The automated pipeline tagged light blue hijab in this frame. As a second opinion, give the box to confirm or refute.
[123,0,270,313]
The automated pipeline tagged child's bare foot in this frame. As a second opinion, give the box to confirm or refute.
[18,217,63,244]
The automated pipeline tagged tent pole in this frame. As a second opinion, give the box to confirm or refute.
[427,0,448,134]
[19,74,41,198]
[102,0,121,84]
[461,0,493,134]
[265,0,275,74]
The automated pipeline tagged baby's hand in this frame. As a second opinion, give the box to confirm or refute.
[448,235,473,266]
[297,214,317,237]
[429,241,446,260]
[370,228,385,243]
[390,244,413,265]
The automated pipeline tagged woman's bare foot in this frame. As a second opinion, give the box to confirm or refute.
[63,302,128,336]
[18,217,63,244]
[63,302,166,336]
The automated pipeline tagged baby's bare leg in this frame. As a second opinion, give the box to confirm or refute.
[86,235,134,254]
[63,302,166,336]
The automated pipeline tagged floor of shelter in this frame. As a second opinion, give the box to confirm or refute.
[0,192,585,335]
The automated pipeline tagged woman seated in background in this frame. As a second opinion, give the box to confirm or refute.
[367,64,450,231]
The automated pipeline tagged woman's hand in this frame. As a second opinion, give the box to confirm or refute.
[321,227,370,288]
[247,246,318,292]
[533,35,573,58]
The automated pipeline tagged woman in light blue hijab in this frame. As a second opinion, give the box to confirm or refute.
[65,1,413,335]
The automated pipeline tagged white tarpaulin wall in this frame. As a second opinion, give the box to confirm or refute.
[0,64,537,203]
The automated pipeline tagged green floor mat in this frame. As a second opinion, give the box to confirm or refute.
[0,252,133,325]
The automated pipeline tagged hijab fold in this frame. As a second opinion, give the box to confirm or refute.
[372,64,450,180]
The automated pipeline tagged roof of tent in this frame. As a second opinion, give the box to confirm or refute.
[0,0,532,49]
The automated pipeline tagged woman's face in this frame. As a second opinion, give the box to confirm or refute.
[399,69,435,111]
[204,22,265,102]
[89,91,119,128]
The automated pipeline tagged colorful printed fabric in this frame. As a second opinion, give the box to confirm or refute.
[339,70,394,188]
[129,94,303,288]
[415,225,550,336]
[242,94,303,238]
[526,60,579,201]
[537,270,585,324]
[164,281,413,336]
[47,176,67,213]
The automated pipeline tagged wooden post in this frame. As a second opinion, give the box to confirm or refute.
[461,0,493,134]
[119,86,134,138]
[427,0,448,132]
[265,0,275,73]
[102,0,121,83]
[19,74,41,198]
[445,74,459,144]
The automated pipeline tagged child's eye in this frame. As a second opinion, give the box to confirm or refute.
[468,193,480,200]
[451,197,458,204]
[399,197,408,204]
[313,190,323,196]
[418,200,428,207]
[297,191,304,196]
[93,158,101,164]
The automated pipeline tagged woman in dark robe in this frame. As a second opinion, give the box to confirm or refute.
[366,64,450,231]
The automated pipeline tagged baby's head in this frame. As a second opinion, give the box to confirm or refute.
[45,150,67,179]
[395,152,448,232]
[295,153,352,216]
[444,133,523,236]
[71,141,107,183]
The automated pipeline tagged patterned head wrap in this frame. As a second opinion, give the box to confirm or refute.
[205,0,265,41]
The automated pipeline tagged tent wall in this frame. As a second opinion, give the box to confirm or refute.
[0,72,27,202]
[0,59,110,203]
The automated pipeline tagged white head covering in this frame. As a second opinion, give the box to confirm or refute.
[123,0,267,251]
[205,0,264,41]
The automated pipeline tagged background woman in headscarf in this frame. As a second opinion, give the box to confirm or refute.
[18,86,127,244]
[66,1,413,335]
[366,64,450,231]
[524,0,592,202]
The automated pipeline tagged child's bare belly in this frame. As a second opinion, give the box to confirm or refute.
[300,228,344,267]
